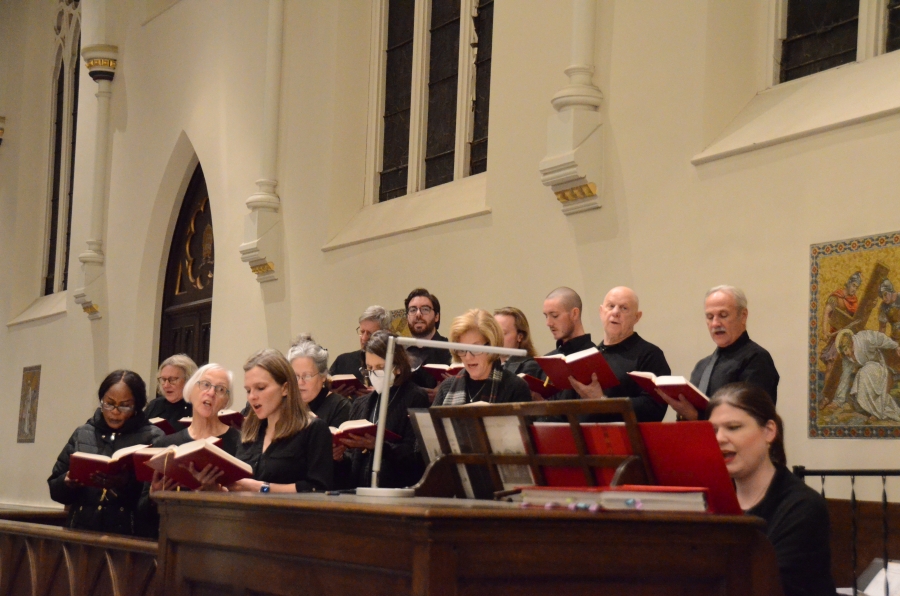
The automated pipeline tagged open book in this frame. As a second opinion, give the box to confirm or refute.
[534,347,619,391]
[518,484,709,512]
[330,419,401,446]
[177,409,245,429]
[149,417,178,435]
[68,443,149,486]
[421,363,465,384]
[330,374,367,394]
[627,372,709,411]
[517,373,560,399]
[145,439,251,489]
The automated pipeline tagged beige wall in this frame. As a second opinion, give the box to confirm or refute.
[2,0,899,507]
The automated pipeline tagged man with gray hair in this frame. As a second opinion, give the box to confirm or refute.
[329,305,391,397]
[664,286,779,421]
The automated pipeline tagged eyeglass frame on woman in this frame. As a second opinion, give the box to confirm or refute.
[455,343,488,358]
[100,402,134,413]
[359,367,386,379]
[295,372,322,383]
[197,379,230,397]
[157,376,183,386]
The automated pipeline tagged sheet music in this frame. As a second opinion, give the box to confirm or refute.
[483,415,534,489]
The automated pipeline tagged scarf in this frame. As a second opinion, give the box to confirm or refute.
[442,362,503,406]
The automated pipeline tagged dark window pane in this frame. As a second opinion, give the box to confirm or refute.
[44,66,65,296]
[780,0,859,83]
[470,0,493,176]
[61,37,80,292]
[380,0,415,202]
[425,0,460,190]
[888,0,900,53]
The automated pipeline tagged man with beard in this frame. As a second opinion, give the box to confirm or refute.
[663,285,779,421]
[404,288,451,400]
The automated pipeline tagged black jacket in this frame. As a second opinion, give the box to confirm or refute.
[47,409,164,536]
[144,396,192,433]
[336,380,430,490]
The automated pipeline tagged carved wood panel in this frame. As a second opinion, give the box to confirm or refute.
[0,522,157,596]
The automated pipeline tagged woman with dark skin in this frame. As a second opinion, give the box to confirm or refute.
[48,370,164,536]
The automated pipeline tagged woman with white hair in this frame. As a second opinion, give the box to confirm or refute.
[289,333,351,428]
[137,363,238,537]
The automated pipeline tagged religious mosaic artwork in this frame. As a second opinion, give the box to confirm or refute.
[18,365,41,443]
[809,232,900,438]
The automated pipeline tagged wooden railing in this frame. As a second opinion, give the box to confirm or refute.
[0,520,158,596]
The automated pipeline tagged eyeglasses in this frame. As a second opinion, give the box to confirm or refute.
[157,376,183,386]
[457,343,488,358]
[295,373,321,383]
[407,306,434,316]
[197,380,230,397]
[101,402,134,413]
[360,367,386,379]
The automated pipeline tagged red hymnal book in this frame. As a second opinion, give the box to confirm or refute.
[421,363,465,384]
[149,417,177,435]
[146,439,250,489]
[330,374,367,394]
[534,347,620,391]
[217,409,244,429]
[529,423,632,486]
[518,374,560,399]
[330,420,402,446]
[133,447,166,482]
[627,372,709,411]
[68,444,149,486]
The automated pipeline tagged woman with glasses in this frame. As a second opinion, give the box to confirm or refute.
[145,354,198,433]
[47,370,164,536]
[137,363,239,537]
[288,333,351,427]
[333,330,430,490]
[432,309,532,406]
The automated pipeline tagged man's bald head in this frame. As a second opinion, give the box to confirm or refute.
[600,286,642,345]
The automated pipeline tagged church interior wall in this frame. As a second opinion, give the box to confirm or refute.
[1,0,898,507]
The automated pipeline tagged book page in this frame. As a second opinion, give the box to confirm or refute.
[483,416,535,489]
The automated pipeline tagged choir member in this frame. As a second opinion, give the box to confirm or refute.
[144,354,198,433]
[288,333,351,427]
[708,383,836,596]
[432,309,532,406]
[47,370,164,536]
[328,305,390,397]
[493,306,543,378]
[405,288,451,399]
[334,330,430,489]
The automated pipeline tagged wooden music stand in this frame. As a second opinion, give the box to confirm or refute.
[412,398,656,499]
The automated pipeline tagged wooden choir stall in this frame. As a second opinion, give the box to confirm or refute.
[153,400,783,596]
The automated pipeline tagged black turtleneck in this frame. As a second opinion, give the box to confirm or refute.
[307,387,351,428]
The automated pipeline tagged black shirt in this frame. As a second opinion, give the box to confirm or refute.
[236,418,333,492]
[307,387,351,428]
[596,332,671,422]
[408,330,451,389]
[747,466,837,596]
[144,396,192,433]
[336,380,430,489]
[329,350,365,383]
[690,331,779,418]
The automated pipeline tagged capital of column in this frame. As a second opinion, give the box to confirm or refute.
[246,178,281,211]
[82,44,119,82]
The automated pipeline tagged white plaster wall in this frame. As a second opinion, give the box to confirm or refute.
[1,0,898,507]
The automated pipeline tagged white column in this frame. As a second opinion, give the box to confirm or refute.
[538,0,603,215]
[240,0,284,282]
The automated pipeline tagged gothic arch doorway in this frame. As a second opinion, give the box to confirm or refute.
[158,164,214,366]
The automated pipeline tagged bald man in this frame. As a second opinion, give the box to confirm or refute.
[570,287,671,422]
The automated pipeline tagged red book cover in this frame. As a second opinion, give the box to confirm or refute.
[518,374,560,399]
[627,372,709,411]
[147,439,249,489]
[149,417,177,435]
[534,348,620,391]
[67,444,148,486]
[133,447,166,482]
[421,363,465,384]
[330,374,367,394]
[217,409,244,429]
[331,421,402,446]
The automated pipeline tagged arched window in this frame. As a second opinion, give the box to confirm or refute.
[43,0,80,295]
[159,164,215,367]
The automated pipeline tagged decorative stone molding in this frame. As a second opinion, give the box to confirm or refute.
[82,44,118,81]
[539,0,603,215]
[73,288,101,320]
[0,116,5,146]
[242,0,284,283]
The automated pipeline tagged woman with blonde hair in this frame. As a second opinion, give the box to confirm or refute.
[493,307,543,378]
[432,309,531,406]
[145,354,198,433]
[199,349,332,493]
